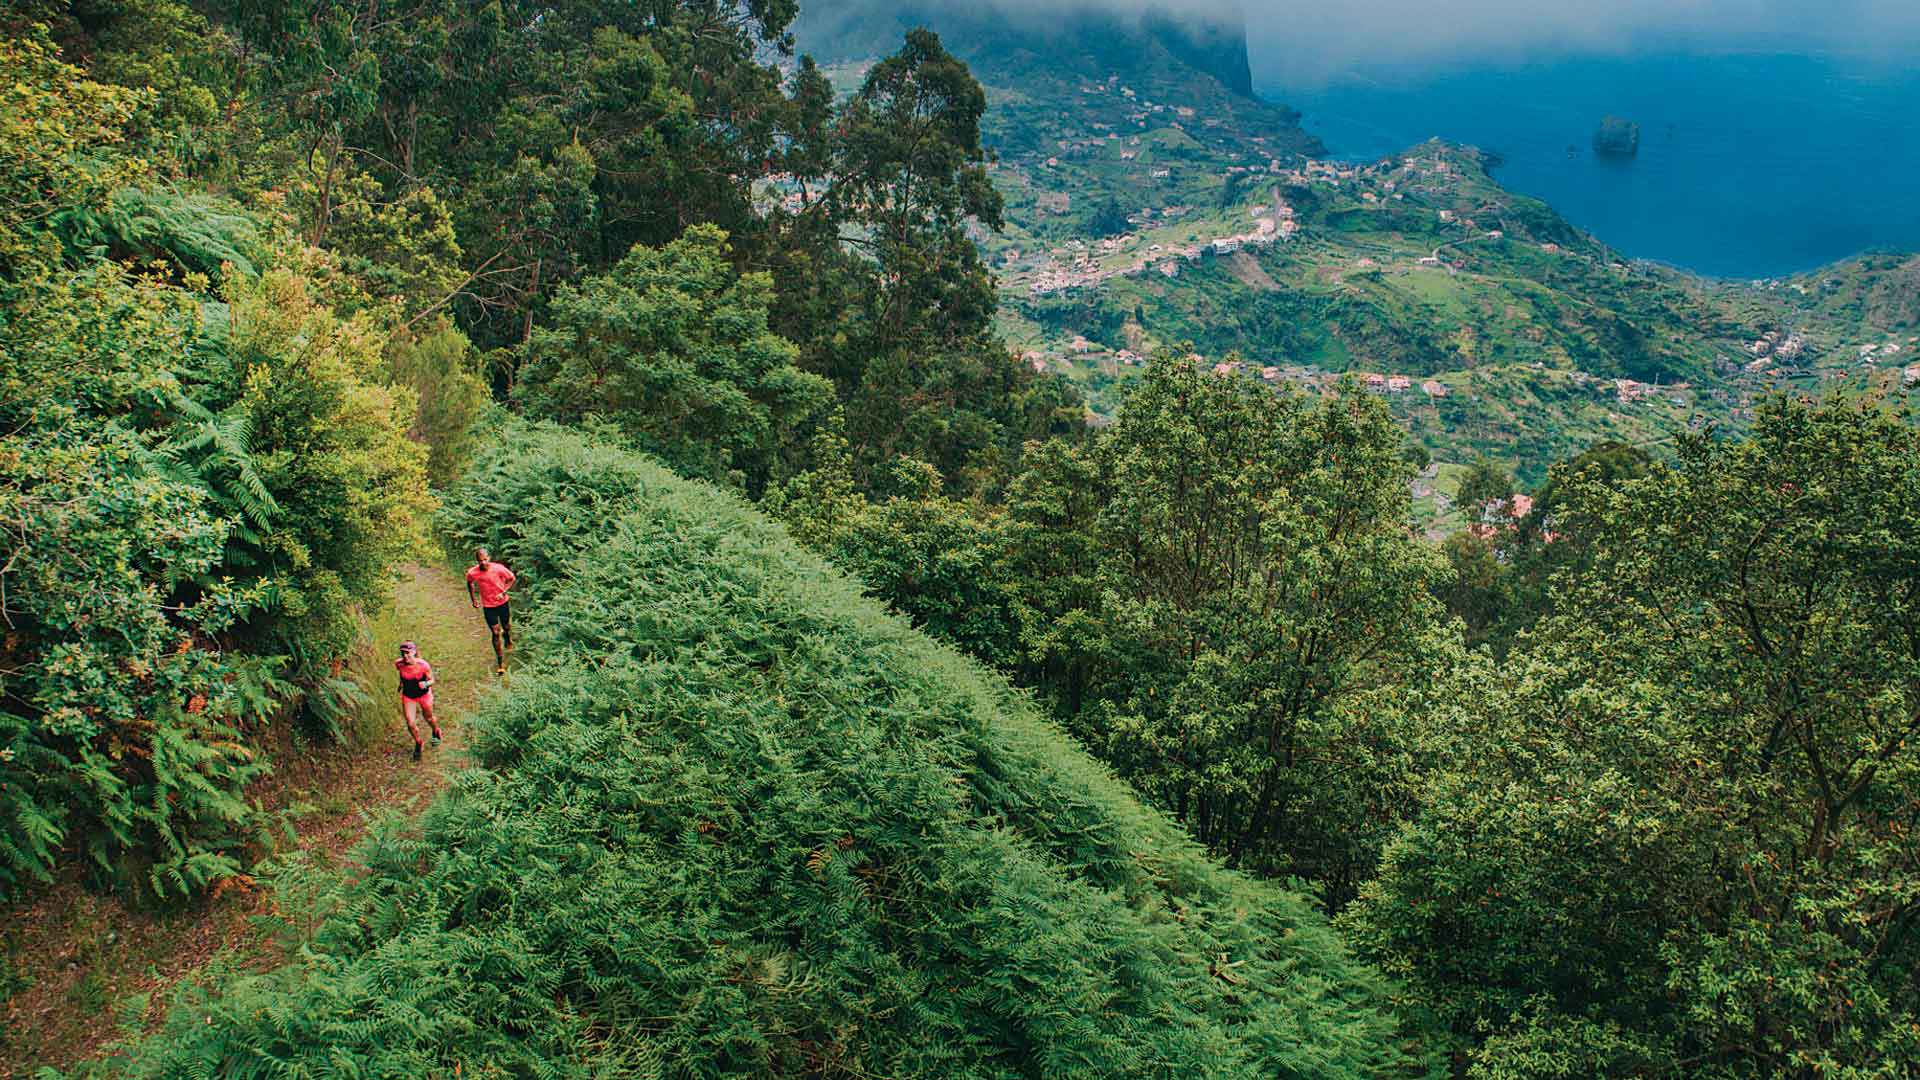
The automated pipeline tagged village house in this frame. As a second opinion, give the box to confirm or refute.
[1615,379,1655,403]
[1421,379,1448,397]
[1387,375,1412,392]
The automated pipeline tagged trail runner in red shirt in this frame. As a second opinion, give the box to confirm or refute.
[466,548,517,675]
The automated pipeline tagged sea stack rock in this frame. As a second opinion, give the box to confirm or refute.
[1593,116,1641,158]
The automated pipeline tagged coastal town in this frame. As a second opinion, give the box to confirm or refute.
[787,58,1920,496]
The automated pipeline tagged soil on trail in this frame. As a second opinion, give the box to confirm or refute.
[0,563,505,1078]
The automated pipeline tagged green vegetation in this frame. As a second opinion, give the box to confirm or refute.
[84,421,1425,1078]
[0,31,427,902]
[10,2,1920,1077]
[516,224,835,495]
[0,0,1068,910]
[1350,398,1920,1075]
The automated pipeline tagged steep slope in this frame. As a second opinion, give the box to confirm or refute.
[93,422,1429,1078]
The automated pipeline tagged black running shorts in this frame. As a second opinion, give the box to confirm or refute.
[483,602,511,631]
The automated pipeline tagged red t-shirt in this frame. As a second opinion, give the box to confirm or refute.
[466,561,517,608]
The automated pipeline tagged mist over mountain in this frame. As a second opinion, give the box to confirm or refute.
[793,0,1255,96]
[1246,0,1920,83]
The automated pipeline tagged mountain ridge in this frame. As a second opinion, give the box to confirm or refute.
[795,1,1257,99]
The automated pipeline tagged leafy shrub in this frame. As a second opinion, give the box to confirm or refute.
[0,47,426,896]
[99,421,1431,1078]
[383,323,490,487]
[515,225,836,495]
[0,30,149,270]
[1345,397,1920,1077]
[0,424,279,900]
[770,436,1030,669]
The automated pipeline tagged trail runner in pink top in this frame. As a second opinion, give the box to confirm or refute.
[394,640,442,761]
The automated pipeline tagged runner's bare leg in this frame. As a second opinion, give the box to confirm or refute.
[402,698,424,747]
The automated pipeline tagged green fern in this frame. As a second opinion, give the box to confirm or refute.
[54,187,262,278]
[158,401,280,531]
[97,421,1430,1079]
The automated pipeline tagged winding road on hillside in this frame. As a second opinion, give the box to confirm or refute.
[0,563,500,1078]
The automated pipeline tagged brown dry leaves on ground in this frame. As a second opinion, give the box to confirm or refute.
[0,563,504,1077]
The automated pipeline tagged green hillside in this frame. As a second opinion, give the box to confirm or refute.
[87,422,1427,1079]
[798,8,1920,484]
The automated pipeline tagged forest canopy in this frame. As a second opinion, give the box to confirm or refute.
[3,3,1918,1077]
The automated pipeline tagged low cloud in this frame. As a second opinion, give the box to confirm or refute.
[799,1,1920,82]
[1233,0,1920,81]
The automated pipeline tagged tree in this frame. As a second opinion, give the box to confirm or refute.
[1088,195,1130,238]
[1454,456,1513,522]
[828,28,1002,359]
[383,322,490,487]
[1035,357,1457,897]
[210,0,804,348]
[515,225,834,495]
[1446,439,1657,656]
[1347,396,1920,1077]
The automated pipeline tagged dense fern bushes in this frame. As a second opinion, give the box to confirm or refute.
[0,33,459,901]
[92,421,1432,1078]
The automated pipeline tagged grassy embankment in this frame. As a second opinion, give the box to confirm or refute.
[78,420,1432,1079]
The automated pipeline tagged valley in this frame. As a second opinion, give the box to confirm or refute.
[808,16,1920,488]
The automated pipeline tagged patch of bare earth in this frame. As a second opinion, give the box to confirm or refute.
[0,563,503,1077]
[1227,250,1280,291]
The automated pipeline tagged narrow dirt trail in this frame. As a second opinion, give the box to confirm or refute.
[0,563,508,1077]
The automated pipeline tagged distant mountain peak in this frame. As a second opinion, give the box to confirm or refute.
[795,0,1255,99]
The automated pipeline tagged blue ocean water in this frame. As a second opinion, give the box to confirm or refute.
[1257,52,1920,279]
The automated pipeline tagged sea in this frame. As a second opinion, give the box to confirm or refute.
[1257,50,1920,280]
